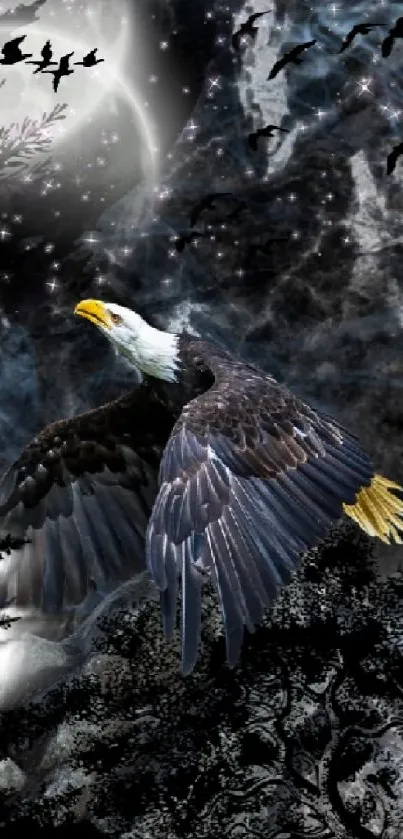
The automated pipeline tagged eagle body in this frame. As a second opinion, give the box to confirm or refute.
[1,301,403,676]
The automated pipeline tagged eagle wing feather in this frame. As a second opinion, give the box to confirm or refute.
[146,358,374,675]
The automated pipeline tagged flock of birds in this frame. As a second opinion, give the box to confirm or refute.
[173,12,403,254]
[0,36,104,92]
[231,11,403,63]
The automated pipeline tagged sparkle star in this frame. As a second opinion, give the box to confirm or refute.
[83,233,99,245]
[185,119,199,134]
[207,76,221,98]
[356,77,373,97]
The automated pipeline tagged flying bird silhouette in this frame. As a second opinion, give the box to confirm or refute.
[0,35,32,65]
[74,47,104,67]
[190,193,233,227]
[43,52,74,92]
[232,11,271,51]
[26,39,56,73]
[248,125,290,151]
[338,23,384,54]
[174,231,205,253]
[246,238,288,260]
[225,200,248,221]
[386,142,403,175]
[267,40,316,80]
[381,16,403,58]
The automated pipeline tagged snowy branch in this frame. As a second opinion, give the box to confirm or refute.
[0,103,68,181]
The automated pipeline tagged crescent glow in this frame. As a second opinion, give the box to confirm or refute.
[0,0,158,179]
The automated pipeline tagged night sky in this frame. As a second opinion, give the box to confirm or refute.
[1,0,403,834]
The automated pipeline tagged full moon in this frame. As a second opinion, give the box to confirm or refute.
[0,0,157,175]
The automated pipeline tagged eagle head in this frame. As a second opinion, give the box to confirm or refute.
[74,299,180,382]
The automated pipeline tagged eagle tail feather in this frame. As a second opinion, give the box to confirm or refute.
[343,473,403,544]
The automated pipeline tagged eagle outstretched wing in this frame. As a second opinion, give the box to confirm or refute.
[0,386,173,618]
[146,355,374,675]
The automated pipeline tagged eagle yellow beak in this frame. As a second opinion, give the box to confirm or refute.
[74,299,112,330]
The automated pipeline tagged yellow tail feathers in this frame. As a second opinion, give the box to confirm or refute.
[343,473,403,545]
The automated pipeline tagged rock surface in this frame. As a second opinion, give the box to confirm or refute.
[1,525,403,837]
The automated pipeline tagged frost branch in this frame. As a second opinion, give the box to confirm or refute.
[0,103,68,181]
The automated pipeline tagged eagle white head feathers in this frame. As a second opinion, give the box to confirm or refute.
[74,299,180,382]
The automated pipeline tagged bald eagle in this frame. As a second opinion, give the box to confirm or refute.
[0,299,402,675]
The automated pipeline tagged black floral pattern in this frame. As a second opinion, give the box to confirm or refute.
[0,522,402,837]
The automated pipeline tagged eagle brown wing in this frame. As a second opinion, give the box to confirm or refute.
[146,356,374,675]
[0,385,174,618]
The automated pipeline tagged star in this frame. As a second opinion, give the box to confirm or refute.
[356,77,373,97]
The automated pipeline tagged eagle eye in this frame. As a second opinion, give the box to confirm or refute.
[110,312,123,325]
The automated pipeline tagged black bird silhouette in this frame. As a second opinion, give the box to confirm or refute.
[246,238,288,259]
[232,11,271,51]
[190,193,233,227]
[248,124,290,151]
[338,23,384,54]
[0,35,32,65]
[386,142,403,175]
[225,200,248,221]
[267,40,316,80]
[74,47,104,67]
[382,17,403,58]
[43,52,74,92]
[174,231,205,253]
[26,39,56,73]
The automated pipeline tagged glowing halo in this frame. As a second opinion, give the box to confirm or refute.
[0,3,158,182]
